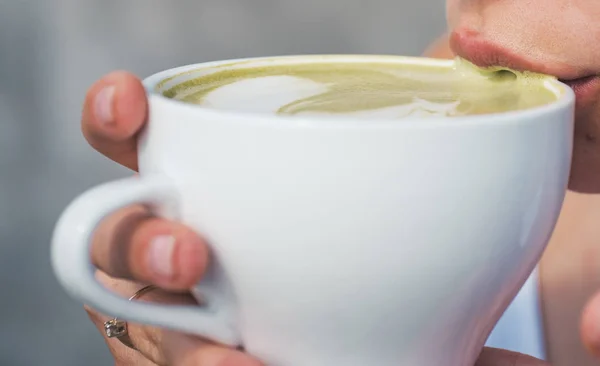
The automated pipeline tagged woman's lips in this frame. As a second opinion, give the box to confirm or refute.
[560,76,600,102]
[449,28,599,100]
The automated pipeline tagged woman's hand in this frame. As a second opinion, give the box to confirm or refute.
[85,272,549,366]
[81,72,261,366]
[80,71,551,365]
[85,272,261,366]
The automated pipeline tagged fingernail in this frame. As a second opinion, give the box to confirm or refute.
[148,235,176,279]
[94,85,115,124]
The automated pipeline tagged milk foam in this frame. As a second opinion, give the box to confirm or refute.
[161,57,559,118]
[201,75,461,117]
[203,76,328,113]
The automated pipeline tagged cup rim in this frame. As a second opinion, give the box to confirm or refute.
[142,54,575,129]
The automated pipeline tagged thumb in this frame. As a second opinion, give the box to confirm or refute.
[475,347,549,366]
[161,331,263,366]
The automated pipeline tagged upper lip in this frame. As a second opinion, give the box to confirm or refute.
[449,28,593,82]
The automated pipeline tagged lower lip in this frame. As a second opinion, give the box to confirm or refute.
[560,76,600,101]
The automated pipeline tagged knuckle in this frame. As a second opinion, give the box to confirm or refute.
[91,205,152,279]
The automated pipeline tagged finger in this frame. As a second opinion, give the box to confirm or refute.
[86,302,154,366]
[91,205,208,290]
[85,300,156,364]
[475,347,549,366]
[82,71,147,171]
[581,290,600,357]
[86,272,198,365]
[162,331,262,366]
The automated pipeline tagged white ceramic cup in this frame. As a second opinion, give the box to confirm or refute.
[51,55,575,366]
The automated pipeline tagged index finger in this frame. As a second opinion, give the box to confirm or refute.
[82,71,148,171]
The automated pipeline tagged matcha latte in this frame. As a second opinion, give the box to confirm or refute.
[157,56,561,118]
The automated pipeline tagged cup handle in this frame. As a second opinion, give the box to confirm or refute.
[51,176,241,346]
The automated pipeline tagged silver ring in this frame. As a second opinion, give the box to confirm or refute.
[104,285,158,348]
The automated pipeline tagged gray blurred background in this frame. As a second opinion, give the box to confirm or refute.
[0,1,445,365]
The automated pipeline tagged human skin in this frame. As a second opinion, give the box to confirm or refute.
[425,1,600,363]
[79,1,600,362]
[81,75,552,366]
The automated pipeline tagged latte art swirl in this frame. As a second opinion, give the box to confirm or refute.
[159,57,559,118]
